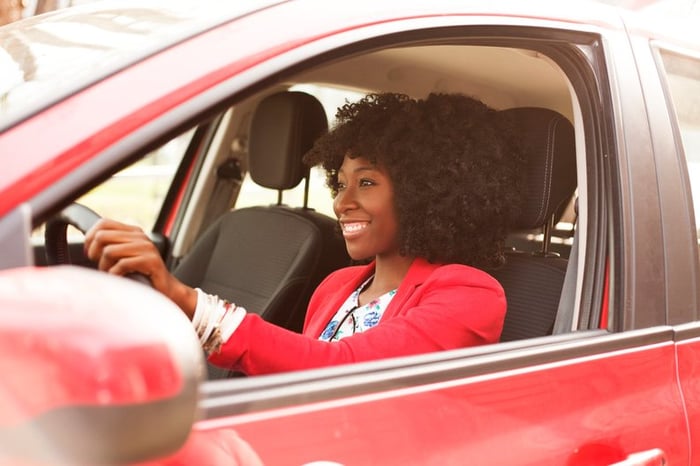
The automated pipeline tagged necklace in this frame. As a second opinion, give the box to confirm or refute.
[328,305,359,341]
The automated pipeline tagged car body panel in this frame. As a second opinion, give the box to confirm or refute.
[675,324,700,463]
[188,333,686,465]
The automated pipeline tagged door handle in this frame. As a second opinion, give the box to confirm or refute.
[609,448,667,466]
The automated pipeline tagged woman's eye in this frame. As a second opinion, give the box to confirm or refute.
[359,179,374,187]
[336,182,346,191]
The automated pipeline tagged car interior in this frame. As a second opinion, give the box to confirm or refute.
[38,39,585,378]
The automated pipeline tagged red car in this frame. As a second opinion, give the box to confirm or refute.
[1,0,699,464]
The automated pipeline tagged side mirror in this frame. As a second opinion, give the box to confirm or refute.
[0,266,204,465]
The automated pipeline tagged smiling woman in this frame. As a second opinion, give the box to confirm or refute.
[83,91,524,375]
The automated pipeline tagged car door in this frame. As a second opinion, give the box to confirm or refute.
[646,33,700,466]
[137,4,690,465]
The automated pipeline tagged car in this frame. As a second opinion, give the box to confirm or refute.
[1,0,699,464]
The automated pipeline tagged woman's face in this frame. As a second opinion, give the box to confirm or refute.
[333,155,400,261]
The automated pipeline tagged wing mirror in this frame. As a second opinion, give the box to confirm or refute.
[0,266,204,465]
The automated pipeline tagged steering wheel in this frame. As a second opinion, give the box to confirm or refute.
[44,203,151,286]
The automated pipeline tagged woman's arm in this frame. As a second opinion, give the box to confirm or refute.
[209,269,505,375]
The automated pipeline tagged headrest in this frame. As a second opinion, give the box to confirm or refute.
[499,107,576,230]
[248,91,328,190]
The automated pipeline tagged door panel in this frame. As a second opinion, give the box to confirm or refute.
[165,334,688,466]
[674,325,700,466]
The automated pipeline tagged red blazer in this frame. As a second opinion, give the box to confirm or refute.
[208,258,505,375]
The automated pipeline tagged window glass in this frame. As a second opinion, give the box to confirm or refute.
[234,84,367,218]
[235,167,334,217]
[658,49,700,242]
[33,130,194,240]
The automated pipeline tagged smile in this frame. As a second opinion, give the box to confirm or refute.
[341,222,369,236]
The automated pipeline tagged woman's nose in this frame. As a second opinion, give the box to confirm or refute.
[333,186,358,215]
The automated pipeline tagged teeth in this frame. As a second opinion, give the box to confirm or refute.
[343,222,367,232]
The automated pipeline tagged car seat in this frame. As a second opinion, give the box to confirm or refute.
[173,91,350,347]
[488,107,577,342]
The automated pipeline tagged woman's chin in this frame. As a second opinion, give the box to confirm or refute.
[347,251,374,263]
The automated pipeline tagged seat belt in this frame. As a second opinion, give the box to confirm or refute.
[553,200,579,334]
[552,229,578,333]
[198,157,243,233]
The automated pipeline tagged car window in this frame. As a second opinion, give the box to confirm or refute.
[82,131,194,228]
[657,49,700,243]
[234,85,366,218]
[235,167,334,216]
[32,130,194,241]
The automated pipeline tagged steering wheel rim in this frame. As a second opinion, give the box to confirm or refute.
[45,203,101,266]
[44,203,151,286]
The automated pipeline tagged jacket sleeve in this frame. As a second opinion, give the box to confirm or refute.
[207,266,505,376]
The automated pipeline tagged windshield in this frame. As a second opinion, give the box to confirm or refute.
[0,0,286,131]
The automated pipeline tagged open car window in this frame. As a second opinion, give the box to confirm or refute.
[161,37,595,367]
[25,16,613,382]
[31,130,194,244]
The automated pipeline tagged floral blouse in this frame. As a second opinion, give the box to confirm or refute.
[318,275,397,342]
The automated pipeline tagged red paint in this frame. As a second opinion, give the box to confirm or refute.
[0,329,176,425]
[0,267,182,425]
[183,342,686,465]
[674,338,700,465]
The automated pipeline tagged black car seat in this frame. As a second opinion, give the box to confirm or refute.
[488,107,577,342]
[174,91,350,339]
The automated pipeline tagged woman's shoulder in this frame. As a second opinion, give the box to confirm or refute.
[319,259,503,292]
[425,262,503,292]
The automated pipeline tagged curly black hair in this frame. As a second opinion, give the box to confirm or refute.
[303,92,524,268]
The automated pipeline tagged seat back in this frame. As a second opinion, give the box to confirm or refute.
[174,91,349,335]
[488,107,576,342]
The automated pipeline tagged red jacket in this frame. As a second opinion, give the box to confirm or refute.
[208,258,505,375]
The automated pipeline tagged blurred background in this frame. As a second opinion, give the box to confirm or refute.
[0,0,698,26]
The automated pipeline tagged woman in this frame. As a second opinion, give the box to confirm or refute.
[85,92,524,375]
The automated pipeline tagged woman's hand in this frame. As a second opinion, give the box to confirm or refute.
[84,218,197,318]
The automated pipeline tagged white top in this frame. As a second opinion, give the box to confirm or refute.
[318,275,397,342]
